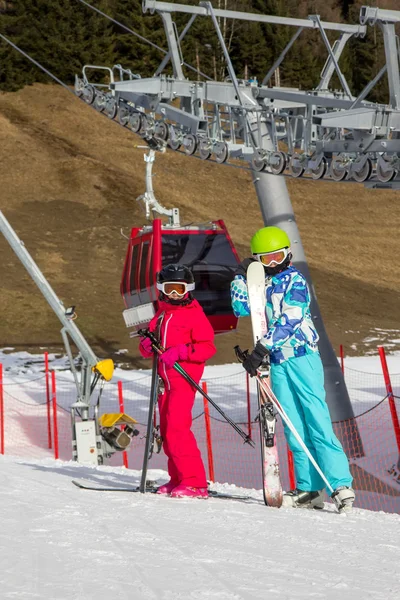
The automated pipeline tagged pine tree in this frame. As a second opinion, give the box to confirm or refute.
[345,0,391,103]
[0,1,35,90]
[0,0,115,91]
[108,0,168,77]
[179,1,255,81]
[1,0,397,102]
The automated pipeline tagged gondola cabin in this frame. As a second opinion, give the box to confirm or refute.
[121,218,240,334]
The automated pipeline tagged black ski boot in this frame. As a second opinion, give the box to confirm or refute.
[282,488,325,509]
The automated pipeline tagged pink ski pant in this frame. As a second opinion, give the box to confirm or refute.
[158,373,207,488]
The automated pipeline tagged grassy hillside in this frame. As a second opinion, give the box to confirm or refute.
[0,84,400,367]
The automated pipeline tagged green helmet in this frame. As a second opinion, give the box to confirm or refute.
[250,226,291,254]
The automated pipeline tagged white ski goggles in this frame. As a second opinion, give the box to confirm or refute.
[254,247,290,267]
[156,281,195,296]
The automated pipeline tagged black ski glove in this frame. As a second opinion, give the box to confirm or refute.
[242,341,269,377]
[234,257,257,278]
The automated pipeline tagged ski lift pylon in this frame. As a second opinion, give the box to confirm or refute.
[120,218,240,335]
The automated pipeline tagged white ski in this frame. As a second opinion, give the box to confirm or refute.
[247,261,283,507]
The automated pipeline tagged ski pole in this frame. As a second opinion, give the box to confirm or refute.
[234,345,334,494]
[256,376,334,495]
[139,354,159,494]
[138,329,255,448]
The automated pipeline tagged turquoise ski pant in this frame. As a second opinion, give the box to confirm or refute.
[271,352,353,493]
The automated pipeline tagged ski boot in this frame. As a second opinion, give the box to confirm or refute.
[156,481,178,495]
[331,486,355,513]
[282,488,325,509]
[170,485,208,499]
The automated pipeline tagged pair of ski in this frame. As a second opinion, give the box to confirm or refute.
[245,261,283,508]
[71,479,254,501]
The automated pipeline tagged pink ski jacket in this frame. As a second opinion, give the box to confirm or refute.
[139,298,216,383]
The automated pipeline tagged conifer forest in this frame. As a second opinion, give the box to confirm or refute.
[0,1,398,104]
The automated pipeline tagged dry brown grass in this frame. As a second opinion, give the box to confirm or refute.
[1,83,400,365]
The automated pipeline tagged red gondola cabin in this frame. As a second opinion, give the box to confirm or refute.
[121,219,240,334]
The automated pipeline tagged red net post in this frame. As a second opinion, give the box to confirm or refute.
[378,346,400,453]
[202,381,215,482]
[0,363,4,455]
[45,352,52,449]
[51,371,59,460]
[339,344,345,375]
[118,380,129,469]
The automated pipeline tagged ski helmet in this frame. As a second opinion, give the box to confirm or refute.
[157,264,194,284]
[156,264,195,305]
[250,226,290,255]
[250,227,292,276]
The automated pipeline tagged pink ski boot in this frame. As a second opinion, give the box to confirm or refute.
[156,481,178,495]
[170,484,208,499]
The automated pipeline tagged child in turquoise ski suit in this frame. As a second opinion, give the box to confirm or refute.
[231,226,355,510]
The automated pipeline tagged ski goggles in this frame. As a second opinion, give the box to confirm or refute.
[254,247,289,267]
[156,281,195,296]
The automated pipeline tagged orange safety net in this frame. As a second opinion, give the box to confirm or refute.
[1,365,400,514]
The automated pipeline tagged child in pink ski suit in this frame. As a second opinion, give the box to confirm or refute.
[139,264,216,498]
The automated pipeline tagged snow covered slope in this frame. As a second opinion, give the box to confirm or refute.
[1,456,399,599]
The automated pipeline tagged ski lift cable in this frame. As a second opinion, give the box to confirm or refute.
[0,33,75,93]
[0,32,327,182]
[0,34,143,137]
[0,32,253,176]
[0,32,358,185]
[0,29,347,185]
[0,33,150,139]
[75,0,167,55]
[74,0,212,81]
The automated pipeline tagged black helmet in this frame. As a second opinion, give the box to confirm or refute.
[156,264,195,305]
[157,264,194,284]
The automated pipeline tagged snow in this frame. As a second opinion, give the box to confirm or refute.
[1,349,400,598]
[1,455,399,600]
[1,347,399,379]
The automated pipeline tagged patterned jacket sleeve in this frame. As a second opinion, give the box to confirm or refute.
[230,275,251,317]
[262,273,310,352]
